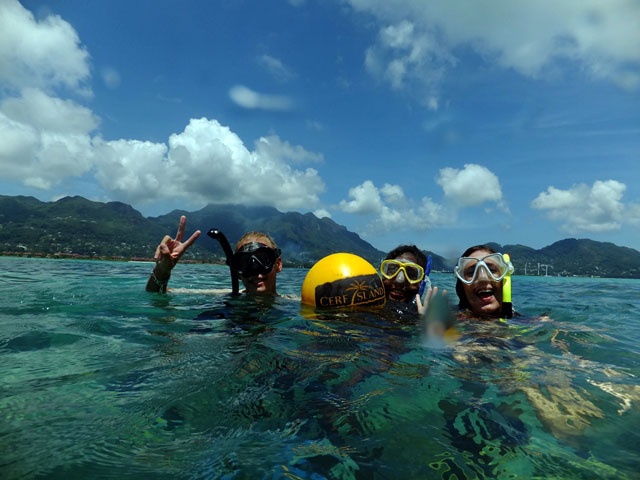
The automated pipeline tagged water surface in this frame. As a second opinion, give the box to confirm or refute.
[1,257,639,479]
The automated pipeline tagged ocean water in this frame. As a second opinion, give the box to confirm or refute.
[1,256,639,479]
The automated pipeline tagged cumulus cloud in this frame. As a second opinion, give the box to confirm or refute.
[338,167,510,235]
[350,0,640,105]
[93,118,325,211]
[229,85,294,111]
[531,180,633,233]
[0,0,91,95]
[0,88,98,189]
[0,1,97,189]
[0,2,322,216]
[436,163,505,210]
[338,180,450,233]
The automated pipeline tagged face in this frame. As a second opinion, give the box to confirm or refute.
[236,236,282,295]
[382,252,422,303]
[460,249,503,316]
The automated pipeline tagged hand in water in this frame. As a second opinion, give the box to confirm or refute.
[415,286,446,315]
[154,216,201,277]
[416,287,455,344]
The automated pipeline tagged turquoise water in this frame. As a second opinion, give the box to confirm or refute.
[1,256,639,479]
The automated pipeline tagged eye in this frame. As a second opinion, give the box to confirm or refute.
[406,266,419,277]
[386,264,399,274]
[488,263,500,274]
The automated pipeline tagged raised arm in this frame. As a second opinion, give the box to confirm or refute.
[145,215,201,292]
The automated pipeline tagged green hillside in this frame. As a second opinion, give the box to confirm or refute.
[1,195,639,278]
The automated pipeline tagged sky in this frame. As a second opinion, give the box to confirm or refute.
[1,0,640,258]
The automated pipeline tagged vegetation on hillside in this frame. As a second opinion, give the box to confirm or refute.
[1,195,639,278]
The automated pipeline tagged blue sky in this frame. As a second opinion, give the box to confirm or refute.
[2,0,640,257]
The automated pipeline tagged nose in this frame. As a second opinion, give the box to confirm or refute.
[394,270,406,283]
[474,264,491,282]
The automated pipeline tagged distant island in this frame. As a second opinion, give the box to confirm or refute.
[1,195,639,279]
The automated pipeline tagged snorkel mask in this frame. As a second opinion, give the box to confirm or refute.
[230,242,281,277]
[454,253,514,285]
[380,259,425,285]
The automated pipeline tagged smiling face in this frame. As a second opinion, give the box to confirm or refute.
[382,252,422,303]
[459,248,503,317]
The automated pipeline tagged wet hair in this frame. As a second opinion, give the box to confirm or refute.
[455,244,497,310]
[235,231,279,253]
[384,245,427,269]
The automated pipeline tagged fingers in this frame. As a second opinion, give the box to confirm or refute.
[183,230,201,249]
[416,292,427,315]
[175,215,187,241]
[154,235,173,260]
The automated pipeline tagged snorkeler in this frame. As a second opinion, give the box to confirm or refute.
[231,231,282,295]
[145,216,283,296]
[453,244,514,319]
[380,245,429,304]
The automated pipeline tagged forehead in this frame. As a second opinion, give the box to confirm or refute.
[468,249,493,259]
[393,252,418,264]
[237,236,273,249]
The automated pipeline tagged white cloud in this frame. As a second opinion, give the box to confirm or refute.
[2,87,98,134]
[257,54,295,82]
[0,88,97,189]
[364,19,453,107]
[255,135,323,164]
[339,180,385,215]
[0,0,91,95]
[338,180,450,233]
[531,180,630,233]
[437,163,504,209]
[0,3,321,215]
[229,85,294,111]
[350,0,640,105]
[314,208,331,219]
[93,118,325,211]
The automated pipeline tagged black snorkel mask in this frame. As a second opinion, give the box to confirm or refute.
[230,242,281,277]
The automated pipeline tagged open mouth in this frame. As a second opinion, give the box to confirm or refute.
[476,288,495,300]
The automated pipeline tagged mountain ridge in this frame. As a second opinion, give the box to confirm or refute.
[1,195,639,278]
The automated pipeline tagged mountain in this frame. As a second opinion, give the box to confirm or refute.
[0,195,166,259]
[149,203,387,266]
[1,195,639,278]
[501,239,640,279]
[0,195,387,266]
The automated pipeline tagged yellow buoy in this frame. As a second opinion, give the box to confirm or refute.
[301,253,386,309]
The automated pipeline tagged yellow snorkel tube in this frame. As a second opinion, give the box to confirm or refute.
[501,253,513,319]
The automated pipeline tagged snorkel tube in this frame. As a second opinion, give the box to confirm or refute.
[207,228,239,295]
[501,253,513,319]
[418,254,433,298]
